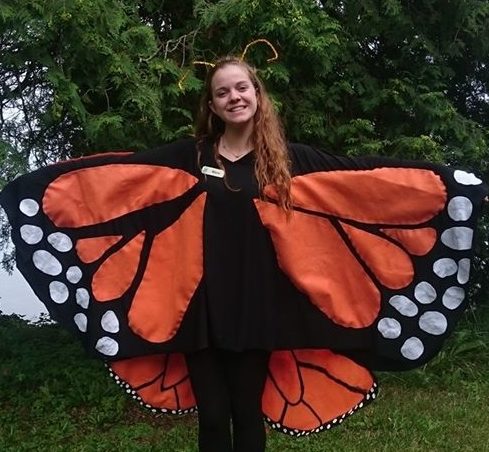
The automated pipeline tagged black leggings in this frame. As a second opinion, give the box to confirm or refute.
[186,348,270,452]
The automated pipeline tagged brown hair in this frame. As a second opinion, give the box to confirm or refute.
[194,56,291,211]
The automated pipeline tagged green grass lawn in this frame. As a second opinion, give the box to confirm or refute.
[1,313,488,452]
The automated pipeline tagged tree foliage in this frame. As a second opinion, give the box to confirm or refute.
[1,0,488,298]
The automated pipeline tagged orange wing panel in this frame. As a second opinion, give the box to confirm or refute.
[341,222,414,289]
[128,193,206,343]
[110,353,196,412]
[92,232,145,302]
[381,227,437,256]
[265,168,446,225]
[263,349,376,433]
[76,235,122,263]
[255,200,380,328]
[43,165,198,227]
[268,351,303,404]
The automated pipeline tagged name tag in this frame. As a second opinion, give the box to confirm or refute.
[201,166,225,178]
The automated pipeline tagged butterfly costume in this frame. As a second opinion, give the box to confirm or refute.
[0,138,487,435]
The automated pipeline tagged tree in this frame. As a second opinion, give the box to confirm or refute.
[1,0,488,299]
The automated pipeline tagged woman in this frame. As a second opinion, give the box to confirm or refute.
[186,56,291,452]
[0,56,487,452]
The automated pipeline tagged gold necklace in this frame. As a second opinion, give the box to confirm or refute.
[219,139,252,159]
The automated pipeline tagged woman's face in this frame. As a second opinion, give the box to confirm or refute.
[209,64,258,129]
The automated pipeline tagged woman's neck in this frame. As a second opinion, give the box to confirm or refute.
[220,124,254,152]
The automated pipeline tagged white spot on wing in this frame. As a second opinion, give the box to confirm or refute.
[433,258,457,278]
[101,310,119,333]
[74,313,88,332]
[378,318,401,339]
[33,250,62,276]
[414,282,437,304]
[76,288,90,309]
[419,311,447,335]
[400,337,424,360]
[96,337,119,356]
[19,199,39,216]
[457,258,470,284]
[389,295,418,316]
[447,196,473,221]
[49,281,69,304]
[442,286,465,310]
[20,225,43,244]
[66,266,82,284]
[441,227,473,250]
[453,170,482,185]
[47,232,73,252]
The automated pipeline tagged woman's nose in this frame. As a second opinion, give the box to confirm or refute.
[230,89,241,101]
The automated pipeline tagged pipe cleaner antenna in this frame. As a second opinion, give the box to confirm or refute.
[240,39,278,62]
[178,39,278,90]
[178,61,215,91]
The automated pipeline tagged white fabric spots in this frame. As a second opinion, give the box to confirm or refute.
[442,286,465,310]
[457,258,471,285]
[433,258,458,278]
[74,313,88,332]
[76,288,90,309]
[20,225,43,245]
[414,282,437,304]
[19,199,39,216]
[447,196,473,221]
[47,232,73,252]
[388,295,418,317]
[419,311,448,335]
[101,310,120,333]
[33,250,62,276]
[95,337,119,356]
[49,281,69,304]
[66,266,82,284]
[453,170,482,186]
[441,227,473,250]
[400,337,424,360]
[377,318,401,339]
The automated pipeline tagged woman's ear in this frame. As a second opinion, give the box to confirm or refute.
[208,100,216,114]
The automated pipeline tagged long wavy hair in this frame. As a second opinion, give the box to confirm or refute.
[194,56,291,211]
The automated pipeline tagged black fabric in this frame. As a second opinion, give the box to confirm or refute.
[186,348,270,452]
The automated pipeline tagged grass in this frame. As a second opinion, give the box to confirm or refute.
[1,311,488,452]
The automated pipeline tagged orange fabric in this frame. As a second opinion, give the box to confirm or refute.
[43,164,198,227]
[381,227,437,256]
[262,349,374,431]
[341,222,414,289]
[128,193,206,343]
[92,232,145,302]
[294,349,373,391]
[261,379,287,423]
[265,168,446,225]
[255,200,380,328]
[76,236,122,263]
[268,351,302,404]
[110,353,196,410]
[163,353,189,388]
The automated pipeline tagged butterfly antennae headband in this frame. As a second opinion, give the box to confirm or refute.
[177,39,278,90]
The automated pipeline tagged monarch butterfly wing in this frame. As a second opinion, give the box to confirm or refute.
[259,144,488,370]
[108,353,196,414]
[0,140,206,360]
[262,349,377,435]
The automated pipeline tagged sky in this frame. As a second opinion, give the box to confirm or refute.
[0,267,48,321]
